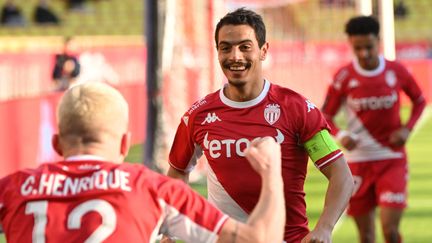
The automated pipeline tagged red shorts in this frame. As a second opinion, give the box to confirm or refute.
[347,158,408,216]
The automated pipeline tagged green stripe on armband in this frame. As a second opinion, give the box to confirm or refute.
[304,129,340,163]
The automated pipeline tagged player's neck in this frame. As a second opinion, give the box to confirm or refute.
[224,78,265,102]
[62,145,123,164]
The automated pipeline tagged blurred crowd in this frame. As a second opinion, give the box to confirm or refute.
[1,0,97,26]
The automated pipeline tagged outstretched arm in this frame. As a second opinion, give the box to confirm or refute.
[217,137,285,243]
[302,156,354,243]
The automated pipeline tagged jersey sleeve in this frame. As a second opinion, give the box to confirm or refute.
[321,68,349,136]
[296,97,331,142]
[304,130,343,170]
[157,178,228,242]
[168,114,202,173]
[397,63,427,130]
[294,96,343,169]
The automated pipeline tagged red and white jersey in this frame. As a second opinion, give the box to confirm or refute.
[322,56,425,163]
[0,156,228,243]
[169,80,342,241]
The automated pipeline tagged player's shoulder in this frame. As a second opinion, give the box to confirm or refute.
[269,82,311,106]
[384,58,408,72]
[333,62,354,82]
[268,82,321,117]
[0,165,45,194]
[184,90,220,116]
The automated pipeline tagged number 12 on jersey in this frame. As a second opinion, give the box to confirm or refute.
[25,200,117,243]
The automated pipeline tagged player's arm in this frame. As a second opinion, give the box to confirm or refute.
[303,157,353,243]
[167,166,189,183]
[302,130,354,242]
[217,137,285,243]
[390,64,427,146]
[321,75,359,150]
[166,115,198,183]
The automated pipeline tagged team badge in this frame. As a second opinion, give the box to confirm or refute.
[385,70,396,87]
[264,104,281,125]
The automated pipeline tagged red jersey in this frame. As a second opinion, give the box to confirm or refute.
[322,56,425,163]
[169,80,342,241]
[0,157,227,243]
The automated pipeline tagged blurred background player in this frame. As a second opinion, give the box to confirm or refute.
[52,36,80,91]
[0,82,285,243]
[321,16,426,243]
[167,8,353,243]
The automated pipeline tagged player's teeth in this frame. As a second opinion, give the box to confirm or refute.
[230,66,245,71]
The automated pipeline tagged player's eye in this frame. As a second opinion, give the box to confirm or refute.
[219,46,231,52]
[240,45,252,51]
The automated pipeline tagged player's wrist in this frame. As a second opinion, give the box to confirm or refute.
[261,173,283,189]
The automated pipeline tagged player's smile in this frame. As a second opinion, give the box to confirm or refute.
[223,61,252,75]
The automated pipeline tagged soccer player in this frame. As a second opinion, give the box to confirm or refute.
[0,82,286,243]
[167,8,354,243]
[321,16,426,243]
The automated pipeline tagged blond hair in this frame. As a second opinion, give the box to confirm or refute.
[57,83,129,144]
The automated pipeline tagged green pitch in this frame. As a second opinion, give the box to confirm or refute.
[1,107,430,242]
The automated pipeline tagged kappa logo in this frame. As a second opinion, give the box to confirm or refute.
[201,112,221,125]
[348,78,359,89]
[264,104,281,125]
[306,100,317,113]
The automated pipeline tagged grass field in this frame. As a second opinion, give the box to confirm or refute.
[0,107,430,242]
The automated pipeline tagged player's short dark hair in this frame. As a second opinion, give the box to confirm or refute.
[345,15,380,36]
[215,8,266,48]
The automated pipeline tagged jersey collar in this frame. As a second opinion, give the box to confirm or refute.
[65,155,106,162]
[353,55,385,77]
[219,79,270,108]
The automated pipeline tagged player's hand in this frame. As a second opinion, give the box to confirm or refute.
[389,126,410,147]
[301,228,332,243]
[160,235,176,243]
[244,137,282,176]
[340,134,358,151]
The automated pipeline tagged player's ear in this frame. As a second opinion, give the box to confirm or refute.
[52,134,63,156]
[260,42,269,60]
[120,132,131,158]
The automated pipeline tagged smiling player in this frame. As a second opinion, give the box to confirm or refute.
[167,8,354,243]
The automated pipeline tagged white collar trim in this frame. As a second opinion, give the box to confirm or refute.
[65,155,106,162]
[353,55,385,77]
[219,79,270,108]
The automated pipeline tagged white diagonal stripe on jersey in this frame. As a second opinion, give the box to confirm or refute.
[158,199,220,243]
[206,164,249,222]
[345,108,403,162]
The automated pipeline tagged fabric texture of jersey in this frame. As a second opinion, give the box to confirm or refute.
[0,160,227,243]
[322,56,425,163]
[169,79,343,241]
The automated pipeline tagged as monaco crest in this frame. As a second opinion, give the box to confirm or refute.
[385,70,396,87]
[264,104,281,125]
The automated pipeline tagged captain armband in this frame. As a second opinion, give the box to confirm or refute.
[304,129,340,163]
